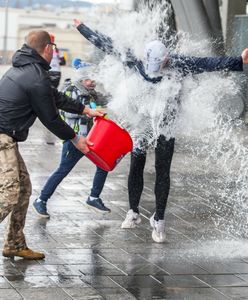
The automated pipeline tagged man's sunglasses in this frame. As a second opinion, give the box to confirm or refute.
[48,42,57,50]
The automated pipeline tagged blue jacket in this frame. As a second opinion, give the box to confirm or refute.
[77,24,243,84]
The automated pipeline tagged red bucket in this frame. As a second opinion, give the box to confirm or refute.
[86,117,133,171]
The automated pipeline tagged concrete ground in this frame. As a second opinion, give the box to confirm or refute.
[0,118,248,300]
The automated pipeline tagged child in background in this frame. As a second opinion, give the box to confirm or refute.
[33,63,110,217]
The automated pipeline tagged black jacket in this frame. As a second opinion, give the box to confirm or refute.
[0,44,85,141]
[77,24,243,83]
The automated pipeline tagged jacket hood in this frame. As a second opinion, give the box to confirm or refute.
[73,80,92,95]
[12,44,50,70]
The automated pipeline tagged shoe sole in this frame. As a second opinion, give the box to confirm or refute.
[32,205,50,219]
[121,222,137,229]
[2,252,15,258]
[86,203,111,214]
[2,253,45,260]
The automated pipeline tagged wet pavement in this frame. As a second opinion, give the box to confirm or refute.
[0,120,248,300]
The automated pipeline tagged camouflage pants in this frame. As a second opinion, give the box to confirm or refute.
[0,134,32,251]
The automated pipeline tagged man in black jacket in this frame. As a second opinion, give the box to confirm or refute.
[0,30,103,259]
[74,19,248,243]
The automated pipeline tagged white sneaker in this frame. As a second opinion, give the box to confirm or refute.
[121,209,141,228]
[150,213,166,243]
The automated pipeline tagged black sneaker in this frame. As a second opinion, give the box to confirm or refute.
[33,199,50,218]
[86,197,111,213]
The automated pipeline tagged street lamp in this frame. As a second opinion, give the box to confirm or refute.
[3,0,9,64]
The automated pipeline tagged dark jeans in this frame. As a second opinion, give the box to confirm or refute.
[40,140,108,202]
[128,135,175,220]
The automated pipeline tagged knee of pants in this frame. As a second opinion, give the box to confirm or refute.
[155,164,170,179]
[49,169,69,183]
[156,175,170,186]
[0,180,21,207]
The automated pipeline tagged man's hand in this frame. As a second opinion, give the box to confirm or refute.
[74,19,83,27]
[71,134,92,154]
[83,106,104,117]
[241,48,248,64]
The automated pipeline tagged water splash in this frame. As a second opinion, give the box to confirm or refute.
[185,240,248,260]
[87,4,247,237]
